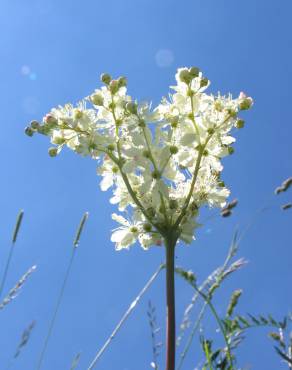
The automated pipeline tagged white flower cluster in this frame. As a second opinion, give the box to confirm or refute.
[26,67,252,250]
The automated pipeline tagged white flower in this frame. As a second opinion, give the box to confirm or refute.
[31,67,252,249]
[98,159,119,191]
[138,232,163,249]
[180,218,201,244]
[111,213,141,250]
[121,147,149,173]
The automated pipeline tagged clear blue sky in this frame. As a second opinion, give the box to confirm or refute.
[0,0,291,369]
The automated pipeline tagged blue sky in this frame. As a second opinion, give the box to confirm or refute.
[0,0,291,369]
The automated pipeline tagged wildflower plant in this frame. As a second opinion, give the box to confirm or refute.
[26,67,252,369]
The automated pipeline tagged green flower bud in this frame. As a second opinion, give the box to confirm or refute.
[169,199,178,210]
[200,78,209,88]
[143,223,152,232]
[179,69,192,84]
[152,170,161,179]
[54,137,65,145]
[138,119,146,128]
[227,108,237,118]
[100,73,111,85]
[90,93,104,106]
[235,119,245,129]
[207,128,215,135]
[44,114,58,126]
[74,109,83,119]
[189,67,200,78]
[107,144,115,151]
[142,150,150,158]
[108,102,116,110]
[214,101,223,112]
[112,166,119,173]
[118,76,127,88]
[25,126,34,137]
[109,80,119,94]
[170,117,179,128]
[30,120,40,129]
[88,143,98,150]
[169,145,178,155]
[228,147,235,155]
[48,147,58,157]
[239,96,253,110]
[37,126,50,135]
[218,180,225,187]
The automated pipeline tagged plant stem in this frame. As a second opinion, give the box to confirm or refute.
[177,302,208,370]
[194,287,234,368]
[165,236,176,370]
[36,249,76,370]
[0,246,14,299]
[87,264,164,369]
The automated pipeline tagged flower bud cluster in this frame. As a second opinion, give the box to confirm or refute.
[27,67,252,250]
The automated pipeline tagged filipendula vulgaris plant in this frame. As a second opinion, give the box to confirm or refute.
[25,67,252,370]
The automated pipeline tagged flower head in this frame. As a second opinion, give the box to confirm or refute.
[26,67,252,250]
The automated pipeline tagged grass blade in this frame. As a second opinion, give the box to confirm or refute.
[36,212,89,370]
[0,210,24,298]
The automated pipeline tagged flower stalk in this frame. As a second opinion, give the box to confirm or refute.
[164,234,178,370]
[26,66,253,369]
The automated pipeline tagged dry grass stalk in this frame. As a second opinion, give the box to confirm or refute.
[70,352,81,370]
[147,300,162,369]
[281,203,292,211]
[14,321,36,358]
[87,264,164,370]
[0,265,36,310]
[221,199,238,218]
[275,177,292,194]
[0,210,24,298]
[36,212,89,370]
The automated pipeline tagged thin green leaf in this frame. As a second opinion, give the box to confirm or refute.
[274,346,292,365]
[247,314,260,325]
[237,316,250,327]
[268,315,278,327]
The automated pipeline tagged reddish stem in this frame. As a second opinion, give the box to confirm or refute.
[165,237,176,370]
